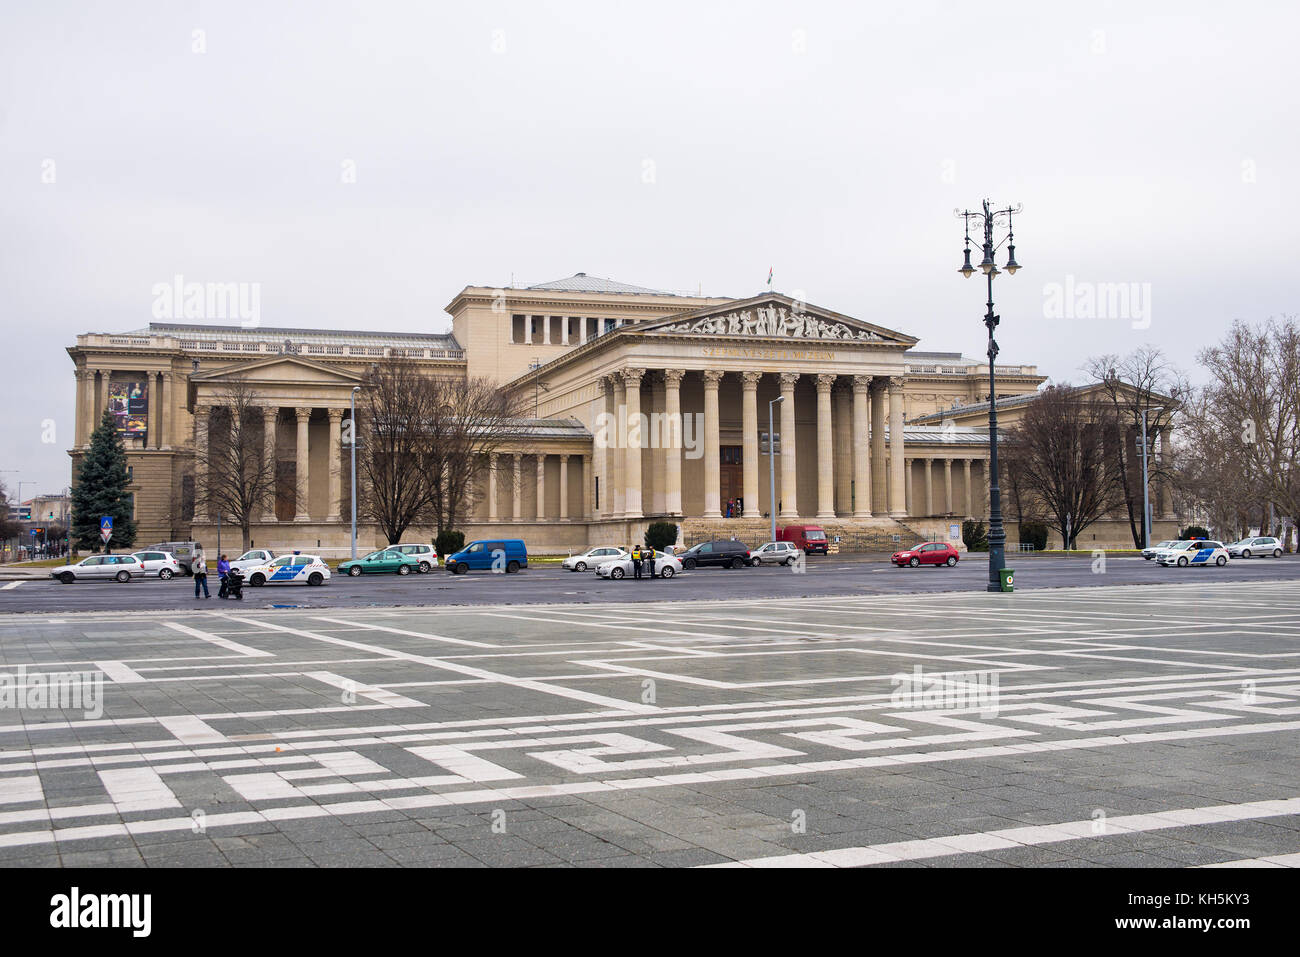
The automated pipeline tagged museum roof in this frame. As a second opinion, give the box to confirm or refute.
[114,322,462,354]
[524,273,681,296]
[501,417,592,438]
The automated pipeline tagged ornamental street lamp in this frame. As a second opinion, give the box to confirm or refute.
[957,199,1022,592]
[1139,406,1164,550]
[350,386,361,560]
[768,395,784,542]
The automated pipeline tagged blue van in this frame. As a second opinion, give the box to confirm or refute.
[445,539,528,574]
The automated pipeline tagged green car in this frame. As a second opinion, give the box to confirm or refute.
[338,548,421,577]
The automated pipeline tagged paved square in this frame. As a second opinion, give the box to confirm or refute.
[2,580,1299,867]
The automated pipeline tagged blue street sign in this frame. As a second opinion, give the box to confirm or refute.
[100,516,113,532]
[29,529,38,537]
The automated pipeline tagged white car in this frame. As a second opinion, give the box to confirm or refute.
[564,547,629,572]
[1156,540,1229,567]
[1142,540,1175,561]
[131,549,183,579]
[391,543,439,572]
[245,554,331,586]
[1227,537,1283,559]
[749,541,802,566]
[230,549,276,573]
[596,551,682,579]
[52,554,146,583]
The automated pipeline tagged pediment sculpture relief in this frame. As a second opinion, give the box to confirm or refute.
[660,305,882,340]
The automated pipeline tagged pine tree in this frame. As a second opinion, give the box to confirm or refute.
[71,409,138,552]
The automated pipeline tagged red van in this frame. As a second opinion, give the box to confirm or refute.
[778,525,829,555]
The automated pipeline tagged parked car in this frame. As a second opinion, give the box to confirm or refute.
[563,547,629,571]
[597,550,682,579]
[391,543,439,572]
[891,542,960,567]
[1155,540,1229,567]
[144,541,203,574]
[749,541,802,566]
[245,554,331,586]
[778,525,829,555]
[52,554,146,583]
[131,550,182,579]
[338,548,422,577]
[1142,540,1175,561]
[229,549,276,573]
[679,540,751,570]
[1227,537,1283,559]
[445,539,528,574]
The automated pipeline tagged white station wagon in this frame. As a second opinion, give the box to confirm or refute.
[1156,540,1229,567]
[563,547,629,572]
[52,554,146,583]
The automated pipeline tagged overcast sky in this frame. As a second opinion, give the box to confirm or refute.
[2,0,1297,495]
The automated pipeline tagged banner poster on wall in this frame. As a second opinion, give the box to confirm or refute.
[108,378,148,435]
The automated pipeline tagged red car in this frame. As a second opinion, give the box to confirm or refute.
[891,542,960,567]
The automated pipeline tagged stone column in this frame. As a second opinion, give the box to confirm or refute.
[599,376,613,517]
[664,369,685,516]
[327,409,344,522]
[924,458,934,516]
[261,406,279,522]
[559,454,570,520]
[943,458,953,514]
[702,370,723,518]
[581,454,592,520]
[542,316,551,346]
[535,453,546,519]
[612,375,626,518]
[888,377,907,518]
[561,317,569,346]
[580,318,589,345]
[512,453,522,520]
[815,374,835,519]
[852,376,871,519]
[192,405,211,523]
[96,371,110,426]
[964,458,973,517]
[741,371,761,518]
[294,407,312,521]
[833,383,851,516]
[488,453,499,521]
[76,369,94,445]
[779,372,799,519]
[649,373,666,514]
[165,372,181,448]
[622,367,644,520]
[146,373,159,449]
[524,316,533,345]
[870,378,888,515]
[904,458,913,515]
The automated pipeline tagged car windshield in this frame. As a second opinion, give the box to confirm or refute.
[909,544,927,551]
[805,530,826,540]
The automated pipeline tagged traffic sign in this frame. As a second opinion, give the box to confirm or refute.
[100,516,113,532]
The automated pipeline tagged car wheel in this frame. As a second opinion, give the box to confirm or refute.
[1241,549,1251,559]
[946,556,957,566]
[659,566,676,578]
[682,558,696,570]
[159,569,174,580]
[751,557,762,567]
[574,561,586,572]
[909,557,920,567]
[250,573,266,586]
[506,560,520,574]
[1177,556,1188,567]
[731,557,745,569]
[611,567,625,579]
[1274,549,1283,558]
[397,564,411,575]
[308,572,324,586]
[451,562,467,575]
[1216,555,1227,566]
[115,570,131,582]
[348,566,362,577]
[59,572,74,584]
[418,561,431,573]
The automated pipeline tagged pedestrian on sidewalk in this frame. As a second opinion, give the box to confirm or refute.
[216,553,231,598]
[193,553,210,599]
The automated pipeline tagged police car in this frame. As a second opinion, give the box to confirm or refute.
[1155,540,1230,567]
[245,553,331,586]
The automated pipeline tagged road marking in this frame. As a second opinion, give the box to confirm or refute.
[1,582,22,590]
[94,660,146,684]
[305,671,427,709]
[96,767,182,812]
[0,776,43,805]
[156,715,227,744]
[161,621,273,657]
[310,616,498,648]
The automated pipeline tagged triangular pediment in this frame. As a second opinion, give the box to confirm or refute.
[190,355,364,386]
[633,294,918,346]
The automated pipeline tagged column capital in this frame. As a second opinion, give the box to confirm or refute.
[512,451,522,461]
[888,375,907,391]
[621,367,645,386]
[262,404,278,417]
[852,374,872,392]
[662,368,686,386]
[489,451,499,464]
[702,369,724,386]
[779,371,799,389]
[740,370,762,388]
[816,373,836,392]
[193,403,213,418]
[294,406,313,421]
[869,375,889,394]
[326,408,345,422]
[558,452,569,463]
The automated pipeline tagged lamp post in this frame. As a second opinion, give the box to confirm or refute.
[350,386,360,560]
[1139,406,1164,549]
[768,395,784,541]
[958,199,1021,592]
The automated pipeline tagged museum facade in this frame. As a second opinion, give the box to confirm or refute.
[68,272,1100,554]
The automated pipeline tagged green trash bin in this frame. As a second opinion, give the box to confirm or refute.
[999,568,1015,592]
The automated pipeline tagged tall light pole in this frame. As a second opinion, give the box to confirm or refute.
[1139,406,1164,549]
[768,395,784,541]
[958,199,1021,592]
[350,386,360,560]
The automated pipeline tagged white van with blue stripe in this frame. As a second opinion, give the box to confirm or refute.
[1155,540,1229,567]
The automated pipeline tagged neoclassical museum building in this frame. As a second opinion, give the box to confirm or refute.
[66,272,1117,554]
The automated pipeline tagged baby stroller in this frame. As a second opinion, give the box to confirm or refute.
[225,568,245,601]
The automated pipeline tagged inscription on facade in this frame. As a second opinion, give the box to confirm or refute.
[700,345,835,361]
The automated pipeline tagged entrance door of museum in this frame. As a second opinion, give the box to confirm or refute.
[720,445,744,514]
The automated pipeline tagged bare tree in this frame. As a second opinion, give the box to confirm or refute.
[1003,385,1128,549]
[194,381,277,551]
[429,376,524,536]
[1171,389,1262,540]
[1084,347,1188,547]
[357,358,438,545]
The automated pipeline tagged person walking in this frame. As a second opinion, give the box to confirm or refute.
[216,553,231,599]
[193,552,210,599]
